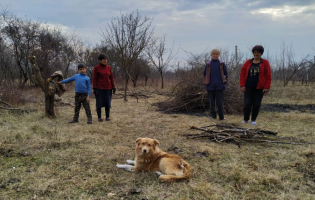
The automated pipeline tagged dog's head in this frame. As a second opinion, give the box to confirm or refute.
[135,137,160,156]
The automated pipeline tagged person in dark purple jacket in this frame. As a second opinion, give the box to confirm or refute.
[203,49,228,120]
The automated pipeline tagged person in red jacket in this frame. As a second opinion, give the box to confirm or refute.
[240,45,271,126]
[92,54,116,122]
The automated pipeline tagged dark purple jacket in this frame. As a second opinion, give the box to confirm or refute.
[203,59,228,91]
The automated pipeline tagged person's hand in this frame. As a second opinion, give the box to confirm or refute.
[86,96,90,103]
[112,88,116,94]
[57,81,62,85]
[263,88,269,94]
[241,86,246,93]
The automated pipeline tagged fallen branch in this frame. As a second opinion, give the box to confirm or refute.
[190,124,278,136]
[0,99,16,108]
[242,139,315,145]
[182,124,314,146]
[0,106,20,110]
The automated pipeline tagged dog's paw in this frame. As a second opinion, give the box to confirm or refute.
[155,171,163,176]
[116,164,132,171]
[126,160,135,165]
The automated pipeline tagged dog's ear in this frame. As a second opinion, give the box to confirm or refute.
[153,139,160,147]
[153,139,160,153]
[136,138,142,144]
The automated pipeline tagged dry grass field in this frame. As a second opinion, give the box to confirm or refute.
[1,81,315,200]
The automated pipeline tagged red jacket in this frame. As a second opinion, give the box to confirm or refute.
[240,58,272,89]
[92,64,116,90]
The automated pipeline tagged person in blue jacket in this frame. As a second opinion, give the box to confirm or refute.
[203,49,228,120]
[57,64,92,124]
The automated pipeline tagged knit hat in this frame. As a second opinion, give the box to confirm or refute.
[252,45,264,55]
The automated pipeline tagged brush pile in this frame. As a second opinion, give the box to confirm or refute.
[182,124,315,146]
[156,68,243,114]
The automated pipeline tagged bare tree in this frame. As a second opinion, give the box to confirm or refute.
[142,60,152,86]
[101,10,154,101]
[32,25,65,79]
[129,57,150,87]
[0,37,15,85]
[62,32,84,78]
[1,10,66,86]
[29,56,64,117]
[1,11,41,86]
[146,35,178,89]
[274,42,312,86]
[219,48,246,81]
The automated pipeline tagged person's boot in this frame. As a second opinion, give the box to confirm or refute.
[68,117,78,123]
[87,118,92,124]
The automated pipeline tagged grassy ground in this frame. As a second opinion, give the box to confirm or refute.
[0,82,315,200]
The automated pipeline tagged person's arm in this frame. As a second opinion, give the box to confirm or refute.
[203,64,207,78]
[92,65,97,89]
[61,75,75,84]
[263,60,272,93]
[87,78,91,96]
[86,78,91,103]
[110,68,116,90]
[224,63,228,83]
[240,61,248,93]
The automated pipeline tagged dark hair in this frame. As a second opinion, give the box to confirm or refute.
[98,54,108,61]
[77,63,86,69]
[252,45,264,55]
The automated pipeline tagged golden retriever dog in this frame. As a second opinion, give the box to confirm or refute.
[116,137,191,182]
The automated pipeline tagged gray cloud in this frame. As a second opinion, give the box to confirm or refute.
[1,0,314,60]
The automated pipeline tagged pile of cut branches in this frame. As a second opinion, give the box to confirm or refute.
[182,124,315,146]
[155,68,243,114]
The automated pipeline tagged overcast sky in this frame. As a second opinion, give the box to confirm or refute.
[1,0,315,63]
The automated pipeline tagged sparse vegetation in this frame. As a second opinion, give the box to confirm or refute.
[1,7,315,200]
[1,82,315,200]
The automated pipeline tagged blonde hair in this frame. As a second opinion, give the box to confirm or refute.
[211,49,220,56]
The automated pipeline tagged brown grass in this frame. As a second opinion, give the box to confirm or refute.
[0,82,315,199]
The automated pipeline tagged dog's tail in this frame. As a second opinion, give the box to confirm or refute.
[158,161,191,182]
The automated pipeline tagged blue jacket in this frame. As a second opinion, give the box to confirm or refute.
[203,59,228,91]
[61,73,91,95]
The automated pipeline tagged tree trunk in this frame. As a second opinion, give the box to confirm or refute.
[132,77,138,87]
[22,75,28,87]
[45,93,55,117]
[161,74,164,89]
[124,75,129,101]
[29,56,60,118]
[144,76,148,86]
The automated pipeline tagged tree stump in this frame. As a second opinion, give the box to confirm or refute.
[29,56,65,118]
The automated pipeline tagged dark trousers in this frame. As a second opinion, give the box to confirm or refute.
[207,90,224,120]
[97,107,110,118]
[243,87,264,121]
[74,93,92,119]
